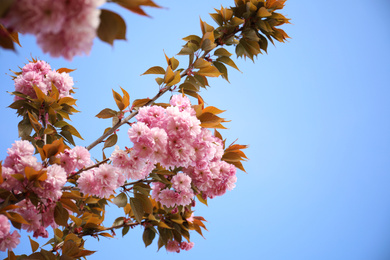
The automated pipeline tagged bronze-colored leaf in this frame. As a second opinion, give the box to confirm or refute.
[113,0,160,17]
[130,197,144,223]
[97,9,127,45]
[141,66,165,75]
[56,68,76,74]
[143,227,156,247]
[95,108,118,119]
[113,192,128,208]
[132,98,152,109]
[54,202,69,226]
[28,236,39,253]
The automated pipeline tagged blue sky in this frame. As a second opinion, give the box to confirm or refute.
[1,0,390,259]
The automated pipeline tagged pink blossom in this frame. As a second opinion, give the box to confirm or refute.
[0,230,20,252]
[3,141,42,174]
[22,60,52,75]
[0,0,67,35]
[1,0,105,60]
[6,140,34,157]
[77,169,97,196]
[171,173,192,192]
[0,167,22,193]
[128,122,152,143]
[166,240,180,253]
[170,94,192,112]
[0,215,10,239]
[14,71,48,100]
[151,182,166,200]
[57,150,76,174]
[136,106,167,128]
[70,146,91,169]
[78,164,124,199]
[44,70,74,98]
[176,190,194,206]
[158,189,178,208]
[180,241,194,251]
[14,200,41,235]
[33,164,67,201]
[110,146,130,169]
[91,164,119,198]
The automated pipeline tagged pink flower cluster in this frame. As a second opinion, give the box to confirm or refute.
[110,94,237,208]
[14,60,74,101]
[0,215,20,252]
[0,0,105,60]
[166,240,194,253]
[1,140,68,238]
[77,164,125,199]
[57,146,92,175]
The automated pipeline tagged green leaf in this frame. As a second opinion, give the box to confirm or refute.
[143,227,156,247]
[97,9,127,45]
[113,192,127,208]
[130,197,144,223]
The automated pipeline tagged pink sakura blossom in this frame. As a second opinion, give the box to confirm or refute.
[14,71,48,99]
[110,146,131,169]
[33,164,67,201]
[119,94,238,203]
[171,172,192,192]
[176,190,194,206]
[166,240,180,253]
[169,94,192,112]
[13,200,56,239]
[77,164,125,199]
[165,240,194,253]
[44,70,74,98]
[58,146,91,175]
[165,106,201,138]
[22,60,52,75]
[0,0,67,35]
[77,169,96,195]
[13,61,75,100]
[0,230,20,252]
[180,241,194,251]
[136,105,167,128]
[3,140,42,173]
[149,127,168,163]
[158,189,178,208]
[58,150,76,174]
[70,146,92,169]
[0,215,10,239]
[1,0,105,60]
[165,137,196,168]
[0,167,22,193]
[151,182,166,200]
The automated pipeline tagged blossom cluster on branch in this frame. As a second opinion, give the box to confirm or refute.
[0,0,290,259]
